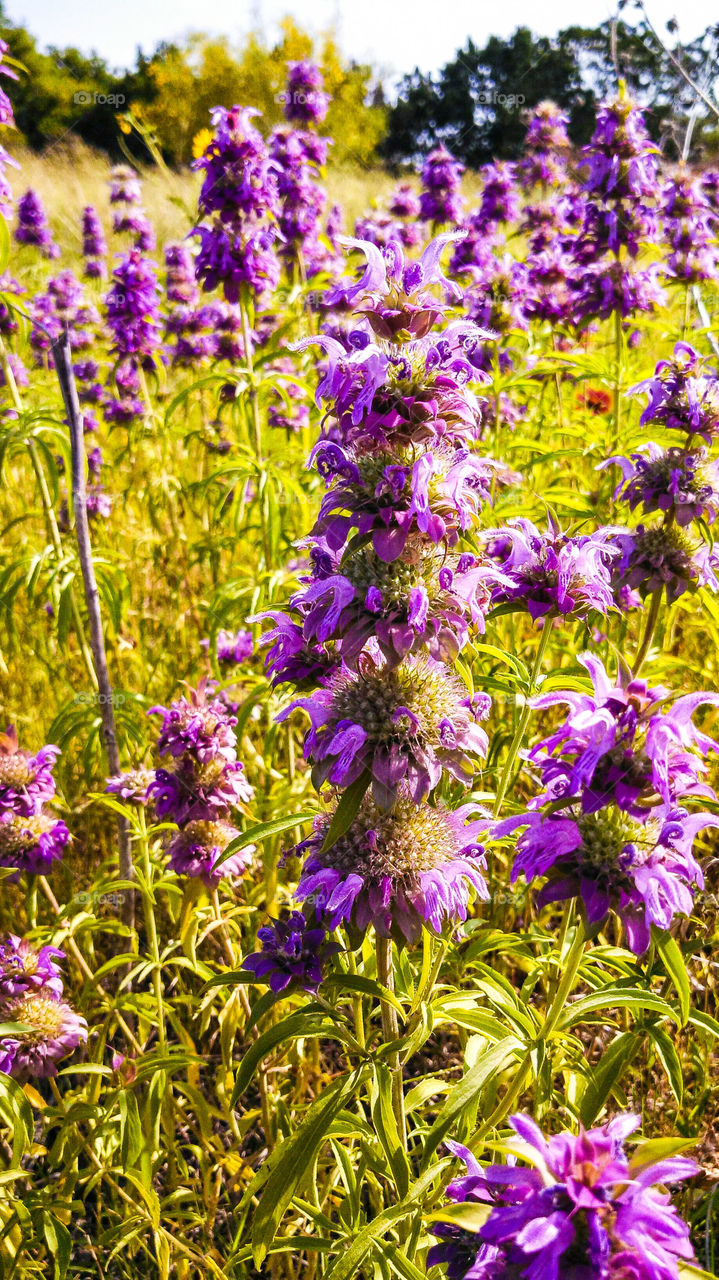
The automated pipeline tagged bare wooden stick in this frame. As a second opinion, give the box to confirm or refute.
[50,330,134,889]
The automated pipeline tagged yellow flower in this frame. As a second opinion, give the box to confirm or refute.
[192,128,213,160]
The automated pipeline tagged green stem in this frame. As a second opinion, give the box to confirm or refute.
[494,620,551,818]
[612,306,623,456]
[632,586,662,676]
[137,810,165,1054]
[239,292,271,570]
[376,935,407,1149]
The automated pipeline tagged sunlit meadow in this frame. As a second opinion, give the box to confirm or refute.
[0,43,718,1280]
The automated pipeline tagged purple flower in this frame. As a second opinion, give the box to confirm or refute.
[476,161,520,230]
[15,190,61,259]
[611,523,719,603]
[105,249,162,359]
[0,811,70,876]
[295,794,488,944]
[494,804,716,953]
[257,610,339,688]
[529,653,719,817]
[165,818,250,886]
[603,443,719,526]
[487,518,618,621]
[244,911,337,992]
[0,725,60,816]
[0,935,65,999]
[284,61,330,125]
[105,769,154,805]
[280,654,489,808]
[81,206,107,278]
[216,629,254,665]
[630,342,719,443]
[165,242,199,305]
[109,165,142,205]
[291,540,500,669]
[192,220,281,304]
[147,681,253,825]
[429,1114,697,1280]
[661,174,719,284]
[0,991,87,1080]
[193,105,280,224]
[388,184,421,219]
[419,146,465,225]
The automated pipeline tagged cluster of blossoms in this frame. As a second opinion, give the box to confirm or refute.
[15,189,61,259]
[419,146,465,226]
[81,205,107,279]
[257,231,509,965]
[517,100,571,191]
[29,269,101,368]
[568,92,664,325]
[0,934,87,1080]
[429,1113,697,1280]
[103,249,162,422]
[147,680,254,886]
[660,172,719,284]
[608,343,719,604]
[192,105,281,306]
[283,60,330,126]
[491,652,719,952]
[109,165,155,251]
[269,126,331,276]
[0,725,69,877]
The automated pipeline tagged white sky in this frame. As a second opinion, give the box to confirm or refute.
[8,0,719,81]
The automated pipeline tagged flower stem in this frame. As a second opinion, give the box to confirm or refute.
[376,935,407,1149]
[494,620,551,818]
[612,304,623,456]
[632,586,663,676]
[239,292,271,570]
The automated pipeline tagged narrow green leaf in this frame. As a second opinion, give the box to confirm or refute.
[655,932,690,1026]
[232,1012,331,1105]
[371,1062,411,1198]
[252,1068,366,1266]
[422,1037,522,1168]
[215,810,316,869]
[321,770,372,852]
[580,1032,641,1127]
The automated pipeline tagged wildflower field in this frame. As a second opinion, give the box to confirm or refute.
[1,42,719,1280]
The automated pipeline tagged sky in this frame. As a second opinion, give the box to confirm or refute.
[7,0,718,80]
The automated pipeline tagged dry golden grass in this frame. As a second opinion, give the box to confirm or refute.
[9,139,485,258]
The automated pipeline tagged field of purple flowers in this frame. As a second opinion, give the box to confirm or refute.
[0,41,719,1280]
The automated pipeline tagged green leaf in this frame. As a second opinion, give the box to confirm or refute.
[558,986,678,1030]
[580,1031,641,1126]
[655,932,690,1026]
[321,770,372,852]
[371,1062,411,1198]
[422,1037,523,1167]
[251,1068,366,1266]
[215,810,316,869]
[646,1025,684,1105]
[232,1012,331,1105]
[118,1089,143,1168]
[321,1160,451,1280]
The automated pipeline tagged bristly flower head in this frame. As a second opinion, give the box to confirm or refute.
[0,991,87,1080]
[429,1113,697,1280]
[528,652,719,817]
[193,105,280,224]
[611,523,719,603]
[631,342,719,443]
[105,769,154,805]
[419,146,465,226]
[486,517,618,621]
[494,803,716,953]
[0,935,65,999]
[295,793,488,944]
[604,443,719,527]
[0,725,60,817]
[244,911,337,991]
[0,811,70,876]
[281,654,489,808]
[165,818,251,885]
[105,249,162,359]
[15,189,61,259]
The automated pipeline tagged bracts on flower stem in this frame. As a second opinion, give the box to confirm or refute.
[50,329,134,899]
